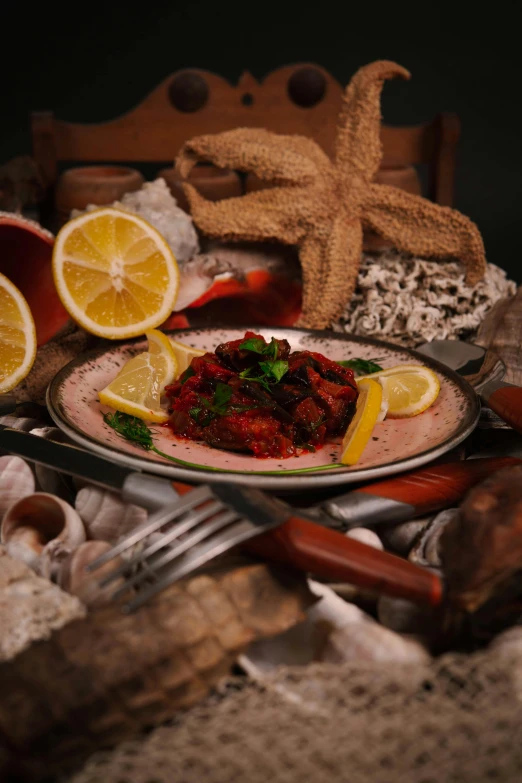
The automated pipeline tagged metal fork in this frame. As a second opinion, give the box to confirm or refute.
[87,481,444,614]
[87,483,289,613]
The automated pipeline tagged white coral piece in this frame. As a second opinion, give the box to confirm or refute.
[333,252,517,347]
[71,178,200,264]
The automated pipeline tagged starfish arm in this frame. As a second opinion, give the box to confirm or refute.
[363,184,487,284]
[297,219,363,329]
[176,128,326,185]
[184,183,308,245]
[335,61,410,183]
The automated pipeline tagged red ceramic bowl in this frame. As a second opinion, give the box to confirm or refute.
[0,212,69,346]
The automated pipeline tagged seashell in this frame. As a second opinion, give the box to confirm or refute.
[241,580,367,671]
[377,517,431,555]
[409,509,459,568]
[320,618,432,665]
[346,527,383,550]
[58,540,126,605]
[377,593,441,640]
[31,427,76,501]
[1,493,86,579]
[0,455,35,520]
[75,485,147,542]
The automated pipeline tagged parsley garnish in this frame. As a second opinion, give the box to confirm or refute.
[239,336,279,360]
[189,383,234,426]
[179,366,196,385]
[239,359,289,392]
[337,358,383,375]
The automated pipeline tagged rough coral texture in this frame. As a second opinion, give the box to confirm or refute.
[176,60,487,330]
[333,253,515,347]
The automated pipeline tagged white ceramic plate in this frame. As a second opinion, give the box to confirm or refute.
[47,327,480,490]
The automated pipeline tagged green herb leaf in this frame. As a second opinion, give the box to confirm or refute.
[179,366,196,385]
[239,336,280,359]
[239,337,267,354]
[213,382,233,412]
[266,337,279,360]
[258,359,289,383]
[337,358,383,375]
[103,411,156,450]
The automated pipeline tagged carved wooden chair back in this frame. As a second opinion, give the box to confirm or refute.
[31,63,460,208]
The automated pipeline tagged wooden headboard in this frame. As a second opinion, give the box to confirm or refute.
[31,63,460,206]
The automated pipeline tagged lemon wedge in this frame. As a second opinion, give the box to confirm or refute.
[340,378,383,466]
[53,207,179,339]
[358,364,440,418]
[0,273,37,393]
[98,329,177,422]
[168,338,206,378]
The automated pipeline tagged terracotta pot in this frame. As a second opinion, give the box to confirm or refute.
[159,164,242,212]
[0,212,68,346]
[55,165,144,226]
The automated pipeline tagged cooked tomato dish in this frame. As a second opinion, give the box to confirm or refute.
[165,332,358,459]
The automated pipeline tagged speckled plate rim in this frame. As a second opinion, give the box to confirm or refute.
[47,327,481,491]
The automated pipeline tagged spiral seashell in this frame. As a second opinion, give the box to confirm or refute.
[75,486,147,543]
[0,455,35,520]
[1,493,86,578]
[58,540,126,605]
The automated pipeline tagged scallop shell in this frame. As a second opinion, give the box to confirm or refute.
[75,486,147,543]
[1,493,86,578]
[0,455,35,520]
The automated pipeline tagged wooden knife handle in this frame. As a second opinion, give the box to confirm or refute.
[356,456,520,513]
[246,516,443,607]
[172,481,443,607]
[487,387,522,434]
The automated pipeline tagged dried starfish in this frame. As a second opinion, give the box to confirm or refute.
[176,60,486,329]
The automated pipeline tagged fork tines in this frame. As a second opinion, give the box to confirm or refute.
[86,483,277,613]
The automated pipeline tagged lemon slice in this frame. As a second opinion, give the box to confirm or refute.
[169,338,206,378]
[359,364,440,418]
[0,273,37,393]
[98,329,177,422]
[53,207,179,339]
[341,378,383,466]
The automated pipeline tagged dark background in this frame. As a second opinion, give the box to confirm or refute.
[2,1,520,281]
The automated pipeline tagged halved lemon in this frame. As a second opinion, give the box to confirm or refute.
[53,207,179,339]
[341,378,383,466]
[98,329,177,422]
[169,338,206,378]
[0,273,37,393]
[358,364,440,418]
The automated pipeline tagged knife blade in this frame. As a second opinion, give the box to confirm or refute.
[0,425,180,510]
[0,424,443,607]
[321,456,522,529]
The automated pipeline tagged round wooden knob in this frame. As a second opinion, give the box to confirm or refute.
[169,71,209,113]
[287,67,327,108]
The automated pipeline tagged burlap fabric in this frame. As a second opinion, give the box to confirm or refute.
[70,633,522,783]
